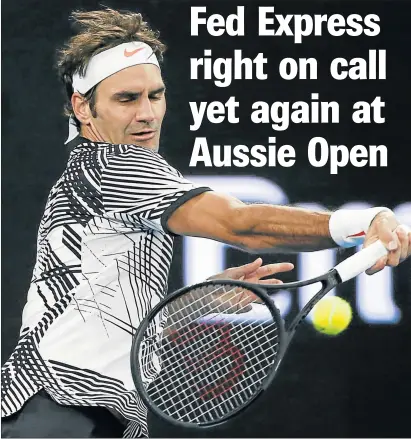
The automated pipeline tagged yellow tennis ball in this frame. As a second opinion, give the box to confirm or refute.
[312,296,352,335]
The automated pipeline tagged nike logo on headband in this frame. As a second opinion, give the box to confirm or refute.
[124,47,145,57]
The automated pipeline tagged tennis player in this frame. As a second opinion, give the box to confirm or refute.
[2,7,410,438]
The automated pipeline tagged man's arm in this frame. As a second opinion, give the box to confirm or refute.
[166,191,411,273]
[166,191,334,253]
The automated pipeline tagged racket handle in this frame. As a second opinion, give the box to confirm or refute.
[334,240,388,283]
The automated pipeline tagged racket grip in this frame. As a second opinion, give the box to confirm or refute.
[334,240,388,283]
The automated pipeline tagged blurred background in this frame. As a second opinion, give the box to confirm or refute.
[2,0,411,437]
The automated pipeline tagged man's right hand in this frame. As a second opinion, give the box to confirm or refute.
[364,211,411,275]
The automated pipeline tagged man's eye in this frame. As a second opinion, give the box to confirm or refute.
[119,99,132,103]
[150,95,162,101]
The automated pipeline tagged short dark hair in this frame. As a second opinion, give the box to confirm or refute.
[56,7,167,129]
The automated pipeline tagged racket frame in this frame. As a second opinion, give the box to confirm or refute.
[131,279,285,428]
[130,269,341,428]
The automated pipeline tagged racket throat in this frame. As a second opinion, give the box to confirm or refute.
[287,271,340,337]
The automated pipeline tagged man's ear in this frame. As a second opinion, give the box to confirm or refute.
[71,93,93,125]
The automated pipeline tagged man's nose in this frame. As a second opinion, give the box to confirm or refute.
[135,97,155,123]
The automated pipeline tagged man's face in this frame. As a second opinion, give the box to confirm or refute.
[85,64,166,151]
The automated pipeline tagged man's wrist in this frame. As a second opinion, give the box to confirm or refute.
[329,207,393,248]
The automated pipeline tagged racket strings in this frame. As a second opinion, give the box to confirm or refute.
[150,286,265,368]
[171,353,279,423]
[138,289,259,388]
[161,332,279,424]
[139,284,267,382]
[147,319,278,405]
[138,283,281,424]
[163,284,253,336]
[150,329,279,416]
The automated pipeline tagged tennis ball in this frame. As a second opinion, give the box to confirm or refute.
[312,296,352,336]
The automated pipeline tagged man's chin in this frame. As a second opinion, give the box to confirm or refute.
[127,137,159,152]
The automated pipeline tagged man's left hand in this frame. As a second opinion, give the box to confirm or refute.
[208,258,294,284]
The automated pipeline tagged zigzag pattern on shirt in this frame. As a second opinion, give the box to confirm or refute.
[1,139,209,437]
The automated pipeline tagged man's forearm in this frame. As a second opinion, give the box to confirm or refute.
[167,191,389,254]
[232,204,335,253]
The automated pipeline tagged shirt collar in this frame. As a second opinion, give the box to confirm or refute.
[66,136,110,153]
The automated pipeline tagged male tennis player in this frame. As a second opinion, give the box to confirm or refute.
[2,7,410,438]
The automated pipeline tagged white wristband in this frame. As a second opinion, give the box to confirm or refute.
[329,207,392,248]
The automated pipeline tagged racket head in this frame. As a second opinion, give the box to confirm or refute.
[130,280,285,428]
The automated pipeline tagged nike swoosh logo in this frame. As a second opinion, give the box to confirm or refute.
[348,231,366,237]
[124,47,145,57]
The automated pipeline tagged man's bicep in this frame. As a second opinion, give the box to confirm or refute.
[165,191,245,241]
[101,149,207,229]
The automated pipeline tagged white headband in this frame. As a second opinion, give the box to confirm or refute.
[66,41,160,144]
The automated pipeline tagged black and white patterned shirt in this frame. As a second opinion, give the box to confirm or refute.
[1,137,211,437]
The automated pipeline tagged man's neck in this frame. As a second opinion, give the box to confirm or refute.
[80,125,107,143]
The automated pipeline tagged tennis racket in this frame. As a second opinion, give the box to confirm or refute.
[130,240,388,427]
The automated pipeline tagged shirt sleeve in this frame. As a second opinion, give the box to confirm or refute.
[100,146,211,233]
